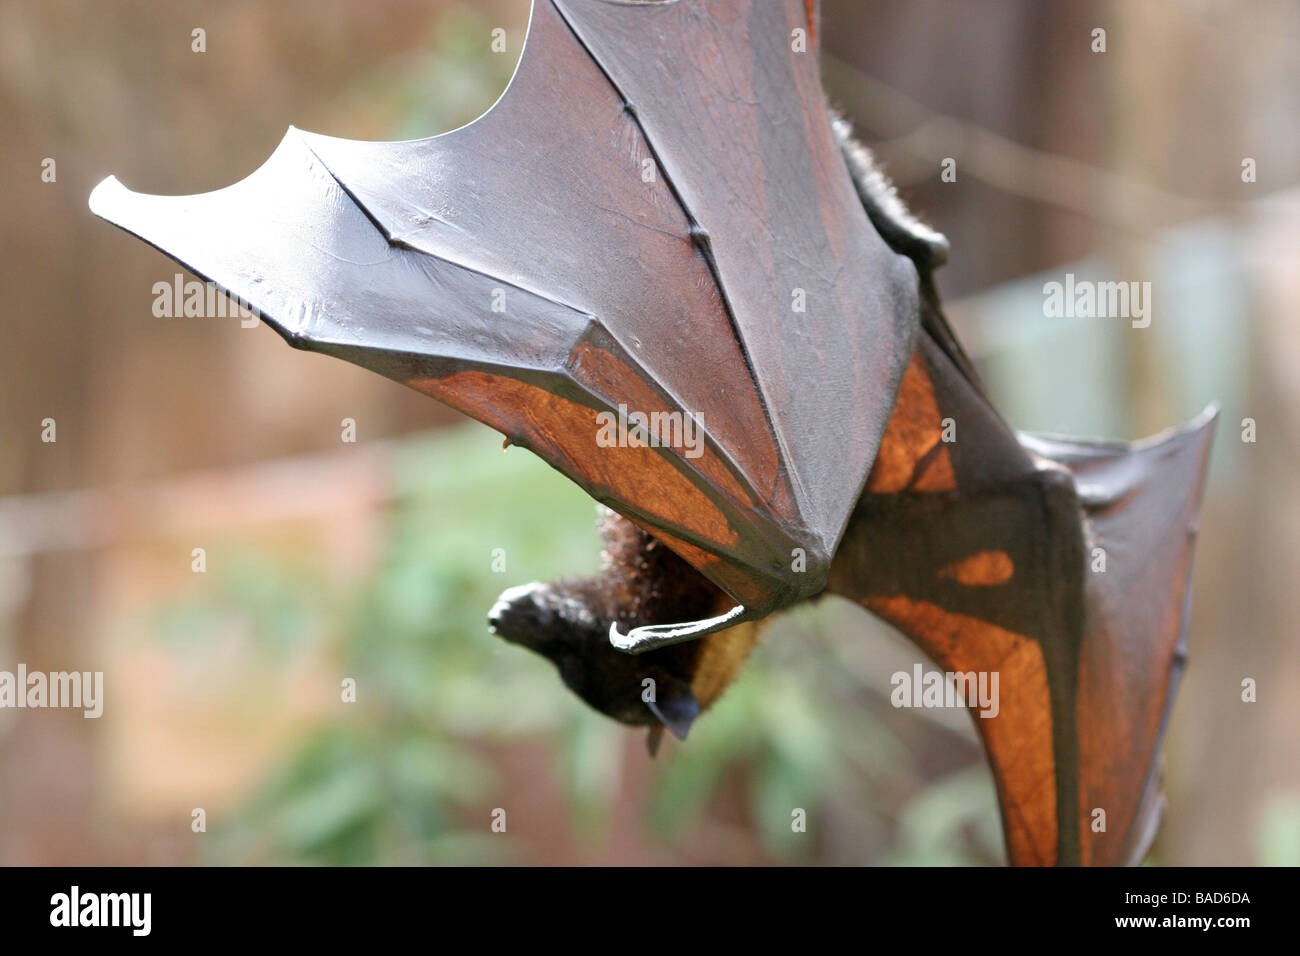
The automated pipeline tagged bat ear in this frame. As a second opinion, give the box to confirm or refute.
[645,725,665,758]
[645,685,700,742]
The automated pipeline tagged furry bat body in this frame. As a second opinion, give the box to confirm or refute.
[489,507,757,756]
[89,0,1216,865]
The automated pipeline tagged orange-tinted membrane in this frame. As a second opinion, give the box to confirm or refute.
[938,550,1015,587]
[865,350,956,494]
[409,370,739,550]
[866,595,1058,866]
[911,444,957,492]
[804,0,818,49]
[567,341,783,520]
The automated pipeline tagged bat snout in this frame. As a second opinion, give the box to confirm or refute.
[487,582,551,646]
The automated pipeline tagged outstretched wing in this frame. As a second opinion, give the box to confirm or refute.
[831,316,1217,865]
[89,0,920,641]
[1019,410,1217,865]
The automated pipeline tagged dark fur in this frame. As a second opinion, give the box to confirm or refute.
[830,112,949,271]
[488,508,723,736]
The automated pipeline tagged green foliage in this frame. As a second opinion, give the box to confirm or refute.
[158,427,600,864]
[1255,791,1300,866]
[151,425,1000,864]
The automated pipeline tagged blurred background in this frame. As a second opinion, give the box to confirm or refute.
[1,0,1297,865]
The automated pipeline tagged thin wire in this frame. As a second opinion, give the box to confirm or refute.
[822,54,1237,236]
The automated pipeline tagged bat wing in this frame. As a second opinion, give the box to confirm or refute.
[1018,406,1217,864]
[830,318,1217,865]
[89,0,920,645]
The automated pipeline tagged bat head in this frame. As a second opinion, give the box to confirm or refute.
[489,580,702,742]
[487,509,759,753]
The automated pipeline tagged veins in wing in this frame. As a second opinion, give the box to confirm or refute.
[548,2,789,514]
[293,130,594,324]
[586,199,684,243]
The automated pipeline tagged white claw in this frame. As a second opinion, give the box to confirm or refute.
[609,605,750,654]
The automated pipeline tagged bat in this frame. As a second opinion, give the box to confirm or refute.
[89,0,1217,865]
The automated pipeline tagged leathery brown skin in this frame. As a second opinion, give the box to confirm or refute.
[484,321,1028,769]
[828,318,1216,867]
[828,328,1080,865]
[487,319,1066,848]
[489,287,1213,867]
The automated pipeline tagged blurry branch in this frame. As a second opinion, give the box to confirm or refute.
[0,442,398,559]
[823,54,1231,235]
